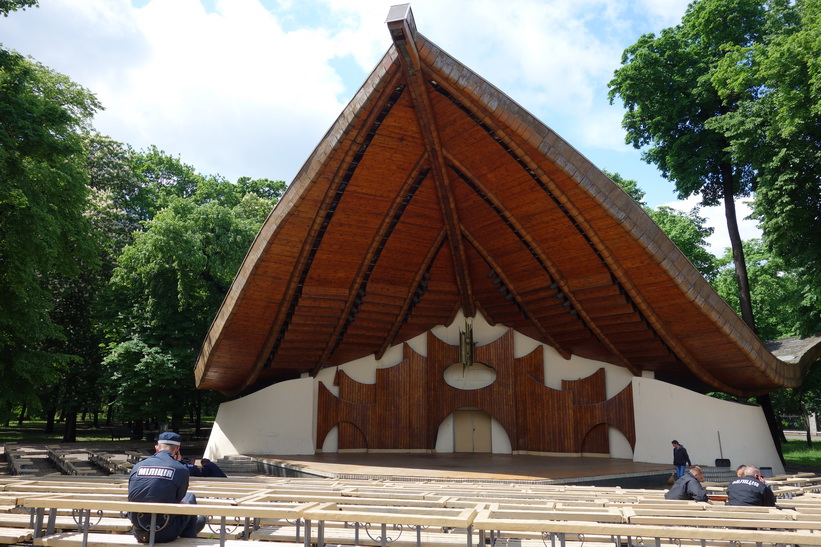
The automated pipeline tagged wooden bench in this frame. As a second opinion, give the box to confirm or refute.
[23,497,316,547]
[294,501,481,547]
[472,507,821,547]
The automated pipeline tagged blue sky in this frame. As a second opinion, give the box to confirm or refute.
[0,0,760,254]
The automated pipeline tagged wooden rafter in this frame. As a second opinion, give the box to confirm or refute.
[311,154,432,375]
[375,228,448,360]
[387,6,475,318]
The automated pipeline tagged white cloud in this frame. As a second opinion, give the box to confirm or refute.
[0,0,692,185]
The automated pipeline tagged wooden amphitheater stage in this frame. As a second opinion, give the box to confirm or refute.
[250,453,672,486]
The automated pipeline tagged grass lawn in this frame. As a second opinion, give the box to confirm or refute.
[782,438,821,468]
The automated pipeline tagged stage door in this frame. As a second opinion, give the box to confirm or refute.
[453,408,492,453]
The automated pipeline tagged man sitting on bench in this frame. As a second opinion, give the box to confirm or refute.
[726,465,777,506]
[128,432,207,543]
[664,465,708,501]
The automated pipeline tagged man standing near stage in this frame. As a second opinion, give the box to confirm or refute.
[671,440,691,479]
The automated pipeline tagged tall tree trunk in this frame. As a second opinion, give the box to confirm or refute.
[720,166,783,462]
[62,412,77,443]
[720,166,756,332]
[45,408,56,434]
[17,403,26,426]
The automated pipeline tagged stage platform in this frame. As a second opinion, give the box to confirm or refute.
[250,453,672,487]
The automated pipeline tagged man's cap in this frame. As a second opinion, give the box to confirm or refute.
[158,432,181,446]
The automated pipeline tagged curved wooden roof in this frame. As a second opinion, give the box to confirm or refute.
[194,4,805,398]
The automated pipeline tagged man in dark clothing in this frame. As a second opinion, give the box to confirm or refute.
[726,466,777,506]
[128,432,207,543]
[200,458,227,478]
[671,440,691,479]
[665,465,708,502]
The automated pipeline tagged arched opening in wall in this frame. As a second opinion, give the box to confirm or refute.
[452,408,492,453]
[580,423,610,455]
[337,421,368,451]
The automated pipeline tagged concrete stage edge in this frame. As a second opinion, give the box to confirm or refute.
[247,453,673,487]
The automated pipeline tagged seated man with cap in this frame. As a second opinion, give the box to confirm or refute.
[127,432,206,543]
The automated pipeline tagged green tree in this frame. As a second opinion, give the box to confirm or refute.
[0,0,37,17]
[648,206,718,281]
[712,239,813,341]
[770,361,821,446]
[709,0,821,336]
[102,177,278,433]
[608,0,773,332]
[0,47,101,421]
[605,170,717,281]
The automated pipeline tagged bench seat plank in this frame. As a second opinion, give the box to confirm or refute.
[33,532,299,547]
[251,524,480,547]
[0,526,33,544]
[0,513,132,532]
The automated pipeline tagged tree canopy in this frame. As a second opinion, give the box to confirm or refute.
[0,47,101,420]
[608,0,774,331]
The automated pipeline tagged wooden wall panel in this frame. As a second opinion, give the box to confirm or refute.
[563,368,608,453]
[316,328,636,456]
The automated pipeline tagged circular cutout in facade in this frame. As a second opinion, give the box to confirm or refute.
[443,362,497,390]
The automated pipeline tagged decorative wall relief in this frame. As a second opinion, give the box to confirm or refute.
[316,329,636,453]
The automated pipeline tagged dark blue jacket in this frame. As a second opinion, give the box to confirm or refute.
[200,461,227,478]
[665,472,708,502]
[727,476,777,506]
[128,450,191,542]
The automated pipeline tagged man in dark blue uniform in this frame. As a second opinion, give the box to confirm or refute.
[128,432,206,543]
[726,466,777,506]
[199,458,227,478]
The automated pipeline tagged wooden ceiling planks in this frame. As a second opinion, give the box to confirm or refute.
[193,5,807,398]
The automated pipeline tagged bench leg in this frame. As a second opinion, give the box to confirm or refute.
[81,509,91,547]
[148,513,157,547]
[466,524,473,547]
[417,525,422,547]
[303,518,311,547]
[33,508,45,539]
[381,523,387,547]
[317,520,325,547]
[220,516,226,547]
[295,518,301,542]
[355,521,360,545]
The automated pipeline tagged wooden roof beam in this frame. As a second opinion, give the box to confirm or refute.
[310,154,432,375]
[445,152,642,374]
[461,229,574,360]
[387,4,475,318]
[375,228,448,360]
